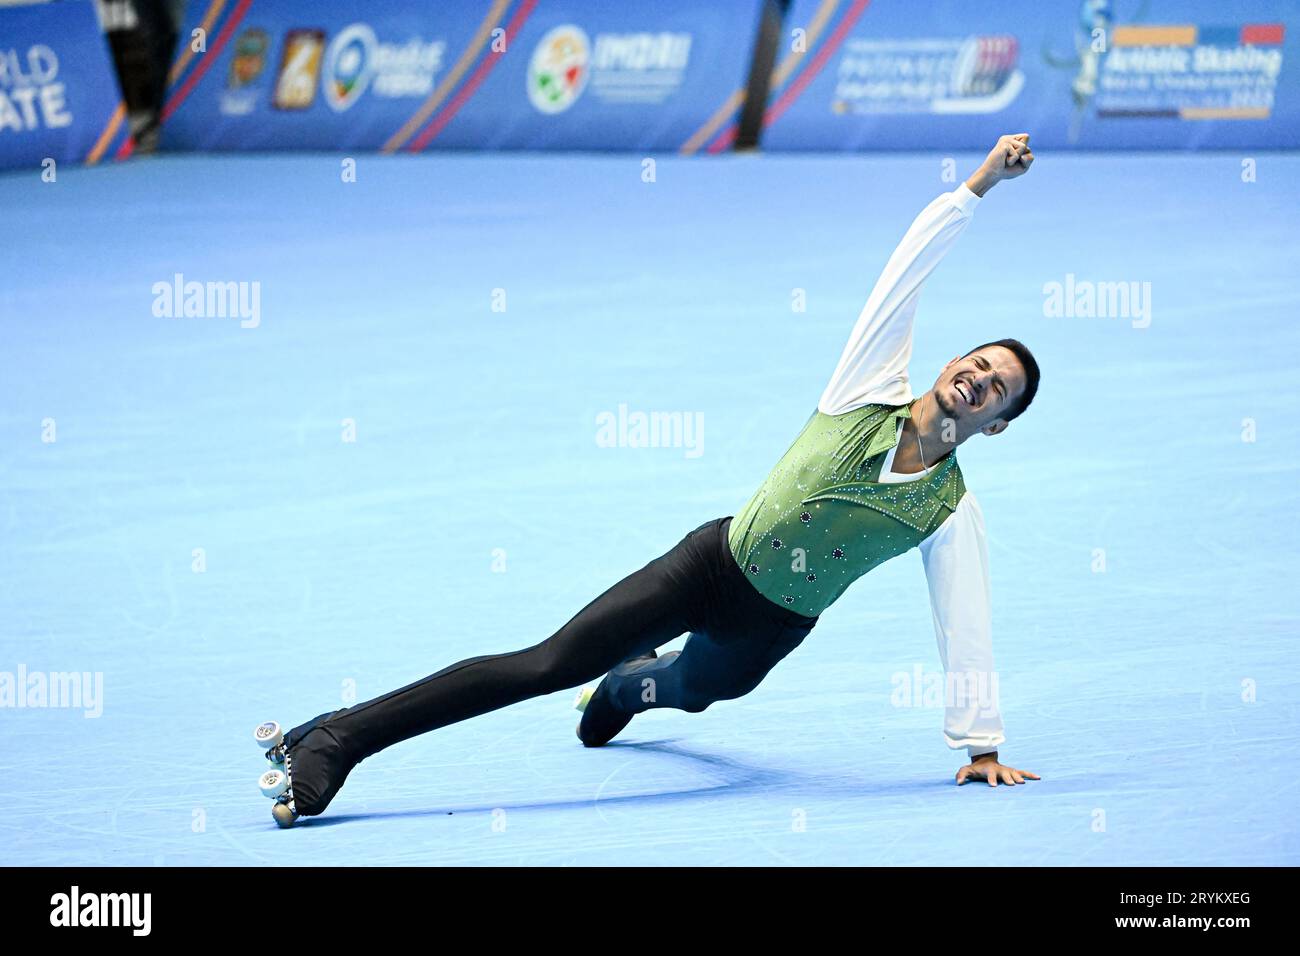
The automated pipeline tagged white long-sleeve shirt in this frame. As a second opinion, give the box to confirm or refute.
[819,184,1005,759]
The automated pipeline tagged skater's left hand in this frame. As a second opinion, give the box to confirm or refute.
[956,753,1040,787]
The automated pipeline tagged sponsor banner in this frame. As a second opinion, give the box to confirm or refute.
[0,0,133,171]
[764,0,1299,150]
[160,0,764,153]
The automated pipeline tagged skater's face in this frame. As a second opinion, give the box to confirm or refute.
[931,346,1027,438]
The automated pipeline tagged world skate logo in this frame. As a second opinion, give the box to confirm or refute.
[0,44,74,132]
[50,886,151,936]
[528,25,590,114]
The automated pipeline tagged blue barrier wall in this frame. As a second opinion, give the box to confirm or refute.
[0,0,132,170]
[11,0,1294,163]
[160,0,765,153]
[762,0,1299,150]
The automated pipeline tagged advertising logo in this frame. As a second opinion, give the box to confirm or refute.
[273,29,324,110]
[227,28,269,89]
[528,25,591,114]
[322,22,374,112]
[946,36,1022,108]
[1095,24,1284,120]
[833,35,1024,115]
[220,27,269,116]
[1044,2,1286,141]
[528,27,691,113]
[322,23,447,112]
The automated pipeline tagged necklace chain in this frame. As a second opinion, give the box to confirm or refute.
[911,398,927,469]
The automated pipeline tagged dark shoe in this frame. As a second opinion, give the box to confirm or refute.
[283,712,356,817]
[575,649,656,747]
[576,675,635,747]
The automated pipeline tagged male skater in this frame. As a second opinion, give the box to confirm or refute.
[261,133,1042,826]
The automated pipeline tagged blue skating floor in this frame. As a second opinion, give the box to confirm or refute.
[1,150,1296,866]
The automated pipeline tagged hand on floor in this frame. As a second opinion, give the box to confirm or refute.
[956,754,1040,787]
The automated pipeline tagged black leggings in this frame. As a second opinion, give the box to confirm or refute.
[323,517,819,763]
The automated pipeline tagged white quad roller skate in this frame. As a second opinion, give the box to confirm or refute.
[254,720,299,828]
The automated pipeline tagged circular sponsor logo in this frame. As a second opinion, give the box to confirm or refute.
[527,25,590,114]
[323,23,377,112]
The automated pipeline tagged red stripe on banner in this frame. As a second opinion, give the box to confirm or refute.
[1241,23,1284,45]
[704,123,737,154]
[407,0,539,152]
[705,107,750,153]
[764,0,872,130]
[160,0,255,123]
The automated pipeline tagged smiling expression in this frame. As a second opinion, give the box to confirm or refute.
[932,345,1028,432]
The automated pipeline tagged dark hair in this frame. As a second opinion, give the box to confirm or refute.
[963,338,1040,421]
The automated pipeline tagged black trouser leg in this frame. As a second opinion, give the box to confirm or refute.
[321,525,717,762]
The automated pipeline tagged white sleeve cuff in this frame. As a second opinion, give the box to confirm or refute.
[967,744,1000,760]
[950,182,982,216]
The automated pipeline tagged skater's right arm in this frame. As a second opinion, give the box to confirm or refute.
[917,492,1005,759]
[920,495,1041,788]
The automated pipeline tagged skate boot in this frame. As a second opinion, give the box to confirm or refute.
[254,710,354,827]
[574,649,660,748]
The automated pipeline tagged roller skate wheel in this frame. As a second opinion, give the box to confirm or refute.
[258,768,289,798]
[254,721,283,749]
[573,687,595,713]
[271,802,297,828]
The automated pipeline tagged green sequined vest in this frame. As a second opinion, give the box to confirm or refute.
[728,403,966,616]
